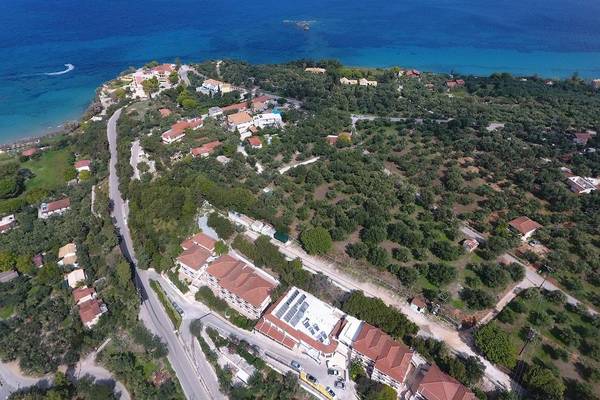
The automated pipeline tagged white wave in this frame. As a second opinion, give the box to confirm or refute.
[44,63,74,76]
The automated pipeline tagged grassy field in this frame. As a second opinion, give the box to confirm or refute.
[22,148,72,191]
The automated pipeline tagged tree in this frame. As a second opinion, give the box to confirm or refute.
[0,251,16,272]
[424,263,457,286]
[142,76,159,95]
[169,70,179,85]
[215,241,228,255]
[207,213,235,240]
[300,227,332,255]
[523,364,565,400]
[460,287,494,310]
[474,323,517,368]
[15,255,34,275]
[116,261,132,286]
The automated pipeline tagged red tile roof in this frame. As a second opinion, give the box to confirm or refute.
[222,102,248,113]
[162,118,203,140]
[151,64,174,74]
[353,323,391,361]
[191,141,222,157]
[21,148,39,157]
[73,286,95,303]
[74,159,91,169]
[47,198,70,212]
[181,232,216,252]
[247,136,262,147]
[508,216,542,235]
[206,255,276,307]
[227,111,252,125]
[411,296,427,309]
[177,245,212,270]
[79,299,103,325]
[159,108,172,117]
[417,364,475,400]
[374,342,413,384]
[574,132,592,144]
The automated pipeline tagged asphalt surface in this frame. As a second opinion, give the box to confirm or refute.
[107,109,220,400]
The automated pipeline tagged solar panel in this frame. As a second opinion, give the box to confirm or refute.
[275,289,299,318]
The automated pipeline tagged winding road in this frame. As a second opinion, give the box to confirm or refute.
[107,109,221,400]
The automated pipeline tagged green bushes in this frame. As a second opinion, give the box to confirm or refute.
[149,280,182,329]
[167,270,189,294]
[207,212,235,240]
[473,323,517,369]
[300,227,332,255]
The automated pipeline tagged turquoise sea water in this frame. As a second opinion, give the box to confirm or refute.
[1,0,600,144]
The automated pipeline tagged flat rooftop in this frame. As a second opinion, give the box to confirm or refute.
[270,287,344,345]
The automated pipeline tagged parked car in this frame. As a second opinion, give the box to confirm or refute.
[334,379,345,389]
[326,386,336,398]
[327,368,339,375]
[290,360,301,371]
[306,374,317,384]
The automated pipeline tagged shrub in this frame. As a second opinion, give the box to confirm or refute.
[207,212,235,240]
[300,227,332,255]
[474,323,517,368]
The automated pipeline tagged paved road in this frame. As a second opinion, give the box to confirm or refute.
[152,271,356,400]
[107,109,221,400]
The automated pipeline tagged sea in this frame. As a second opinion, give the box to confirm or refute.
[1,0,600,144]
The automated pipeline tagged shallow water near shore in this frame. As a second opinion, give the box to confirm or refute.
[1,0,600,144]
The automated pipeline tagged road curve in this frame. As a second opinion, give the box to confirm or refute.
[107,109,220,400]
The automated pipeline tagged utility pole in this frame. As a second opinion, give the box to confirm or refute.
[538,265,553,289]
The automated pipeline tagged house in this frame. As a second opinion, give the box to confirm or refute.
[359,78,378,87]
[205,254,278,319]
[73,286,96,305]
[404,69,421,78]
[221,102,249,114]
[410,296,427,313]
[0,214,16,233]
[38,197,71,219]
[58,242,78,267]
[348,323,415,392]
[413,364,475,400]
[150,64,175,82]
[74,159,91,172]
[593,79,600,90]
[340,77,358,85]
[567,176,598,194]
[247,136,262,149]
[161,118,203,144]
[199,79,233,95]
[446,79,465,89]
[21,148,39,157]
[326,132,352,145]
[508,216,542,241]
[79,299,107,329]
[462,239,479,253]
[33,254,44,268]
[208,107,223,118]
[573,132,593,145]
[305,67,326,74]
[159,108,172,118]
[255,287,346,360]
[177,233,217,283]
[66,269,86,288]
[251,95,274,112]
[227,111,253,133]
[190,141,222,158]
[0,271,18,283]
[252,113,283,130]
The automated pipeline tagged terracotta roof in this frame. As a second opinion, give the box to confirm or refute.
[374,341,414,384]
[227,111,252,125]
[159,108,172,117]
[191,141,221,157]
[33,254,44,268]
[417,364,476,400]
[151,64,174,74]
[206,255,276,307]
[22,148,39,157]
[411,296,427,309]
[574,132,592,144]
[162,118,203,140]
[221,102,248,113]
[247,136,262,147]
[74,160,91,169]
[181,232,216,252]
[73,286,95,303]
[508,216,542,235]
[352,323,393,361]
[79,299,103,325]
[177,245,212,270]
[47,198,70,212]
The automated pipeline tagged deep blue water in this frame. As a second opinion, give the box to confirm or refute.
[1,0,600,144]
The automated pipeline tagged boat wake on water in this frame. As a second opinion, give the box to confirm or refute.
[44,63,75,76]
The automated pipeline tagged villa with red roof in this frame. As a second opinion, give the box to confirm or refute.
[73,286,96,305]
[161,118,203,144]
[348,322,415,391]
[191,141,222,158]
[38,197,71,219]
[21,148,39,157]
[74,159,91,172]
[205,254,278,319]
[227,111,253,133]
[177,232,217,283]
[79,299,107,329]
[508,216,542,241]
[412,364,475,400]
[247,136,262,149]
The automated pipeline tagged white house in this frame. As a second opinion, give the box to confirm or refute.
[252,113,283,129]
[227,111,254,134]
[66,269,86,288]
[38,198,71,219]
[0,214,16,233]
